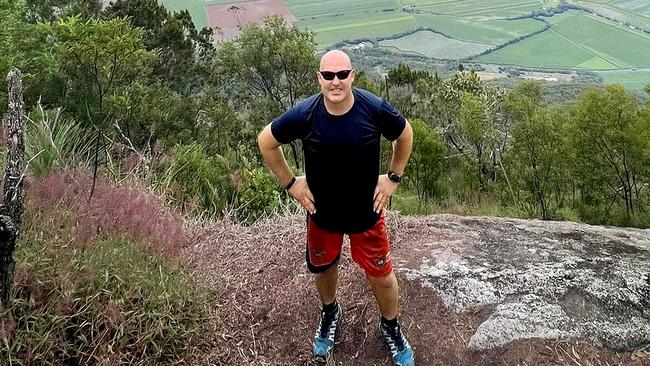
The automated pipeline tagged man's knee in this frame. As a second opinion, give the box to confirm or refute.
[367,270,397,289]
[316,263,338,277]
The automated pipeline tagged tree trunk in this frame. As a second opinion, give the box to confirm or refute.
[1,69,26,308]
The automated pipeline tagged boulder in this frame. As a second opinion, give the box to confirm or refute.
[394,214,650,351]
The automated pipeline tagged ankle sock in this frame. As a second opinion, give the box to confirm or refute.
[381,316,398,328]
[322,299,338,316]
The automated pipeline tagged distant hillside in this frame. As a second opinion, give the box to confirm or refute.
[157,0,650,91]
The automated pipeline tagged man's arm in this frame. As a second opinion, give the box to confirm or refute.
[373,120,413,213]
[258,124,316,214]
[388,120,413,176]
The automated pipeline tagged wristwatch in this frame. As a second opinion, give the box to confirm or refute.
[387,171,402,183]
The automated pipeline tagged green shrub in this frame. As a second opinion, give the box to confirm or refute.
[155,143,235,216]
[2,232,213,365]
[237,167,282,223]
[24,105,93,178]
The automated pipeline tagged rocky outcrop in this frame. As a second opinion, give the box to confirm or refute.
[393,214,650,351]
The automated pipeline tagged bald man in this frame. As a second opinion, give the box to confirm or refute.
[258,50,415,365]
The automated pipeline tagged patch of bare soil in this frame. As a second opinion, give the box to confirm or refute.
[182,213,650,366]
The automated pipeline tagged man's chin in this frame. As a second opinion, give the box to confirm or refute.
[325,92,346,103]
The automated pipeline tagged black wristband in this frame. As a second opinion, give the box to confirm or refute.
[285,176,296,190]
[387,171,402,183]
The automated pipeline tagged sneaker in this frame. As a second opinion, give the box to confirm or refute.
[312,303,342,363]
[379,321,415,366]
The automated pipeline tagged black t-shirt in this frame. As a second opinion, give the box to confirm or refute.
[271,88,406,233]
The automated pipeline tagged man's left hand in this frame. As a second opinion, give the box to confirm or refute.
[373,174,399,213]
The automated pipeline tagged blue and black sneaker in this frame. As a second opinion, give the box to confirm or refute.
[312,303,342,363]
[379,321,415,366]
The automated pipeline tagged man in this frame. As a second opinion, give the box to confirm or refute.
[257,50,414,366]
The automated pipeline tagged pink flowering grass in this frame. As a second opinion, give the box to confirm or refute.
[27,169,188,255]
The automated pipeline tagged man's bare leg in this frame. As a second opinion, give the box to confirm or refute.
[316,265,338,305]
[367,270,399,319]
[312,265,341,363]
[369,270,415,365]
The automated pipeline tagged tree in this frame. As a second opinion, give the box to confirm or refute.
[215,15,319,168]
[49,16,154,131]
[407,119,446,201]
[25,0,102,22]
[0,0,59,111]
[0,70,26,309]
[505,83,566,219]
[459,92,493,192]
[104,0,215,94]
[571,85,650,221]
[49,16,155,198]
[216,15,318,114]
[385,64,431,118]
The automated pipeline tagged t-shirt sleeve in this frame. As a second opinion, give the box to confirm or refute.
[378,100,407,141]
[270,104,311,144]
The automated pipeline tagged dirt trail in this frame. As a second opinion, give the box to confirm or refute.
[182,213,650,366]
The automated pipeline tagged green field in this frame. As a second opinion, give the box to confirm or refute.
[160,0,209,29]
[313,16,417,47]
[289,0,553,49]
[154,0,650,90]
[476,12,650,70]
[416,0,542,18]
[476,30,602,69]
[379,30,492,58]
[413,14,545,45]
[574,0,650,30]
[597,69,650,90]
[284,0,397,18]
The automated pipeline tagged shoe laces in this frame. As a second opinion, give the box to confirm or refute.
[318,308,338,338]
[384,323,406,350]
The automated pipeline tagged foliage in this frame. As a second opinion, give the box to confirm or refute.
[458,91,496,191]
[49,16,155,130]
[2,212,212,364]
[504,82,567,219]
[387,63,431,87]
[215,15,319,123]
[570,85,650,223]
[25,104,93,177]
[0,0,59,111]
[104,0,215,94]
[24,0,102,22]
[406,119,446,201]
[108,83,242,154]
[506,83,566,220]
[353,71,382,96]
[156,143,236,217]
[236,168,282,224]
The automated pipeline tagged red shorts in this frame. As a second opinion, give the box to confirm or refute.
[306,212,393,278]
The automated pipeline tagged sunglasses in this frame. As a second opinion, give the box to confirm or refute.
[319,69,353,81]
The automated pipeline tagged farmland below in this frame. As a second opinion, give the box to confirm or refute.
[160,0,650,90]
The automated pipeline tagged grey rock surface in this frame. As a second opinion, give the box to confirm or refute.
[391,214,650,351]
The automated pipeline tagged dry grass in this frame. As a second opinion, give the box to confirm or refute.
[181,212,650,366]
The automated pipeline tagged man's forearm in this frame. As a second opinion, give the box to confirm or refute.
[389,121,413,175]
[258,124,295,187]
[261,146,295,187]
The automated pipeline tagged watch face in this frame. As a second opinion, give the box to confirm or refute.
[388,172,401,183]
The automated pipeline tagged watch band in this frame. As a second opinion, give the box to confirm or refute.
[285,176,296,190]
[387,171,402,183]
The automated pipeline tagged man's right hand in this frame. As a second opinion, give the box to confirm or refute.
[288,176,316,215]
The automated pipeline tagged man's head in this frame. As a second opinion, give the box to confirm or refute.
[317,50,355,105]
